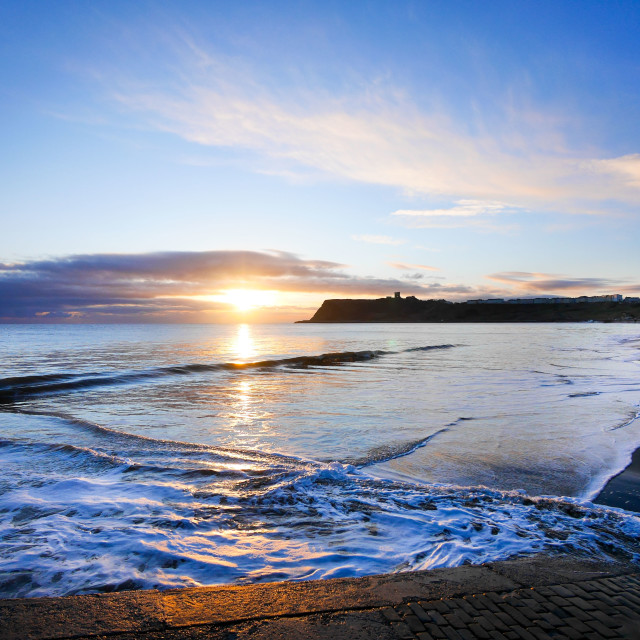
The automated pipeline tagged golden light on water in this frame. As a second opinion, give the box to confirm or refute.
[234,324,255,360]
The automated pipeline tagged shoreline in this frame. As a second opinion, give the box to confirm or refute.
[594,445,640,512]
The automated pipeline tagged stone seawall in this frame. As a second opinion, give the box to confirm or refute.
[2,556,639,640]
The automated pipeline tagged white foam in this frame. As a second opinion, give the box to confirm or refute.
[1,428,639,598]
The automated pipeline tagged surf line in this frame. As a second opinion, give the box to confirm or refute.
[0,345,459,404]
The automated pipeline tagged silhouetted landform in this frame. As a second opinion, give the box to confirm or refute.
[595,444,640,512]
[301,295,640,323]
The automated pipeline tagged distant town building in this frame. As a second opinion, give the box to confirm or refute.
[465,294,624,305]
[394,292,401,299]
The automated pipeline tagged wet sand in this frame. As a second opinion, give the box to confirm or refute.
[595,446,640,512]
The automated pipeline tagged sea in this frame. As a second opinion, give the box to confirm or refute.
[1,322,640,598]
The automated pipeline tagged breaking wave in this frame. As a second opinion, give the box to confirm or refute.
[0,345,458,404]
[1,412,639,598]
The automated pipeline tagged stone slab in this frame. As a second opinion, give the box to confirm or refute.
[0,557,637,640]
[485,556,637,588]
[161,564,517,628]
[0,589,164,640]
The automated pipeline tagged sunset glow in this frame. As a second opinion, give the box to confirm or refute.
[1,2,640,323]
[218,289,278,312]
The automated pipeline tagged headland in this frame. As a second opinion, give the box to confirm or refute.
[300,294,640,323]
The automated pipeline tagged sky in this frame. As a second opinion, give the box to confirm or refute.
[1,0,640,322]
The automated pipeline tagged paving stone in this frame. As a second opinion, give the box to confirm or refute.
[444,612,470,629]
[567,585,595,600]
[509,627,537,640]
[441,626,464,640]
[494,610,519,627]
[518,597,544,612]
[477,609,509,632]
[391,620,416,639]
[590,608,622,626]
[417,632,435,640]
[533,617,555,631]
[615,604,640,620]
[445,609,474,625]
[601,577,626,591]
[426,610,449,626]
[473,594,501,612]
[547,585,576,598]
[539,610,565,627]
[382,607,402,622]
[584,618,619,638]
[527,628,553,640]
[614,589,640,608]
[526,590,549,604]
[566,595,595,611]
[547,595,572,608]
[592,581,617,596]
[456,598,481,617]
[590,590,621,607]
[404,614,426,634]
[576,580,600,592]
[511,603,542,623]
[500,603,533,627]
[408,602,431,622]
[423,622,447,639]
[467,622,491,639]
[485,591,504,604]
[556,626,586,640]
[561,606,593,625]
[432,600,452,614]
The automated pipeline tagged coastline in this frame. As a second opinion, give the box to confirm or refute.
[594,445,640,512]
[301,296,640,323]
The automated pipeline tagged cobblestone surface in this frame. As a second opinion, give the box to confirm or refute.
[384,573,640,640]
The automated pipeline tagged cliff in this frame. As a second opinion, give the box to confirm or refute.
[300,297,640,323]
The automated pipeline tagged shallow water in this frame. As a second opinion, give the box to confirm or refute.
[1,323,640,597]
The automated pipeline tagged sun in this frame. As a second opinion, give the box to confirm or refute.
[220,289,278,312]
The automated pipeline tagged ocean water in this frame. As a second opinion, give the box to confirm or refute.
[1,322,640,598]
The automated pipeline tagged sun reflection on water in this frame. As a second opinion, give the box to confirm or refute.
[234,324,255,361]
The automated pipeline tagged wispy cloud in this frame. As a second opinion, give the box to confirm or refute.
[101,34,640,213]
[353,235,405,245]
[387,262,439,271]
[0,250,477,321]
[586,154,640,188]
[391,200,519,230]
[393,200,509,218]
[487,271,640,295]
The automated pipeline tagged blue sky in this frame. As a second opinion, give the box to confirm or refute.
[1,1,640,322]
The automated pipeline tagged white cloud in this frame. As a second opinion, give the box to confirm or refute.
[392,200,510,218]
[391,200,521,230]
[103,34,640,214]
[387,262,439,271]
[352,235,405,245]
[486,271,640,295]
[586,154,640,187]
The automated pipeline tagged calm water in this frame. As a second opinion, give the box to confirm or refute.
[1,323,640,597]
